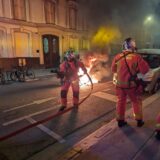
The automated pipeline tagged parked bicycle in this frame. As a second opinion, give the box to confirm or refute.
[0,68,5,84]
[10,66,35,82]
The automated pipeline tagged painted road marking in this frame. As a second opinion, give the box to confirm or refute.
[93,92,117,102]
[2,97,85,126]
[102,88,111,92]
[3,82,113,113]
[3,91,160,126]
[26,117,65,143]
[3,104,58,126]
[3,97,56,113]
[143,91,160,107]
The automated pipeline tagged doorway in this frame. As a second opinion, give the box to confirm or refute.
[42,34,60,68]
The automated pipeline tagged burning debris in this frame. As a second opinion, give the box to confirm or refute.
[79,48,111,85]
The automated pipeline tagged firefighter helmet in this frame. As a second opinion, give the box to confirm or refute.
[122,37,136,51]
[65,49,75,61]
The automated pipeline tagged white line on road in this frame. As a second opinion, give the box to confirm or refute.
[102,88,111,92]
[3,82,113,113]
[93,92,117,102]
[143,91,160,107]
[26,117,65,143]
[3,97,56,113]
[3,90,158,127]
[2,97,85,126]
[3,104,58,126]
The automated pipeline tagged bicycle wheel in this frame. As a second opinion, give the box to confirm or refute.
[0,73,5,84]
[10,72,18,81]
[18,71,25,82]
[26,69,35,79]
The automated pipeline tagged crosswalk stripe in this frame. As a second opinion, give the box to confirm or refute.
[92,92,117,102]
[26,117,65,143]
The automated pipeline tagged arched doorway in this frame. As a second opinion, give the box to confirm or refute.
[42,34,60,68]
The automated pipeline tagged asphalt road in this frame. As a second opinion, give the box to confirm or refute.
[0,77,150,160]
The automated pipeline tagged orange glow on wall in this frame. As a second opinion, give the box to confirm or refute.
[14,32,30,57]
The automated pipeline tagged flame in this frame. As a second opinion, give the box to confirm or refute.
[78,57,98,87]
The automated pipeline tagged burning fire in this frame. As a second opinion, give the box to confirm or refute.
[78,49,111,87]
[78,57,99,87]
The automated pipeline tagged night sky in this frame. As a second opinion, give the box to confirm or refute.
[79,0,160,32]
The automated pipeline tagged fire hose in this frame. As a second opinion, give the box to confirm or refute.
[0,73,93,142]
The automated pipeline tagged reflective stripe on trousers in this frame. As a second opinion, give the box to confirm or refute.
[61,80,79,106]
[116,87,143,121]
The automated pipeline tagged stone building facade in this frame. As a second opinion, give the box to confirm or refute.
[0,0,89,69]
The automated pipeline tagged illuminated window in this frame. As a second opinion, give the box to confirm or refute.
[82,38,89,50]
[45,0,56,24]
[14,32,30,57]
[12,0,26,20]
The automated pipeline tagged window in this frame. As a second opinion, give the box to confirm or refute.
[67,0,77,29]
[0,30,4,57]
[82,16,88,31]
[43,38,49,54]
[14,32,30,57]
[0,0,4,17]
[12,0,26,20]
[69,7,76,29]
[45,0,56,24]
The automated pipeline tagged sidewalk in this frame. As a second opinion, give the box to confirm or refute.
[33,68,56,78]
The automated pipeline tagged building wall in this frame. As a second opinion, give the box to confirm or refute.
[29,0,45,23]
[0,0,89,69]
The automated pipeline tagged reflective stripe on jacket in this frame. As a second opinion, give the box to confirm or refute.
[60,60,87,81]
[111,51,149,88]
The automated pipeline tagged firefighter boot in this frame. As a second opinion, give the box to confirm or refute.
[137,120,145,127]
[155,131,160,140]
[59,106,66,112]
[118,120,128,127]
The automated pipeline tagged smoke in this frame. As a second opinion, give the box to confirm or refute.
[78,0,159,38]
[80,48,111,81]
[91,26,121,47]
[78,0,160,81]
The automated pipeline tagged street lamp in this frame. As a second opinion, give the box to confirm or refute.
[143,15,154,48]
[146,16,152,21]
[144,15,153,25]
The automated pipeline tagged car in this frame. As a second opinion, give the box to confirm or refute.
[137,49,160,94]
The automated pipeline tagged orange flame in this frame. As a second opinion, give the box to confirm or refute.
[78,57,98,87]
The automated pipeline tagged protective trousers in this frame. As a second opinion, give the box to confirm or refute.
[156,114,160,131]
[116,87,143,121]
[61,80,79,107]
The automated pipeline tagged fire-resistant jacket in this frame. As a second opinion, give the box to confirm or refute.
[60,60,87,81]
[111,51,149,88]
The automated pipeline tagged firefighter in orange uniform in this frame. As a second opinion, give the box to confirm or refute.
[58,50,87,111]
[111,38,149,127]
[155,114,160,140]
